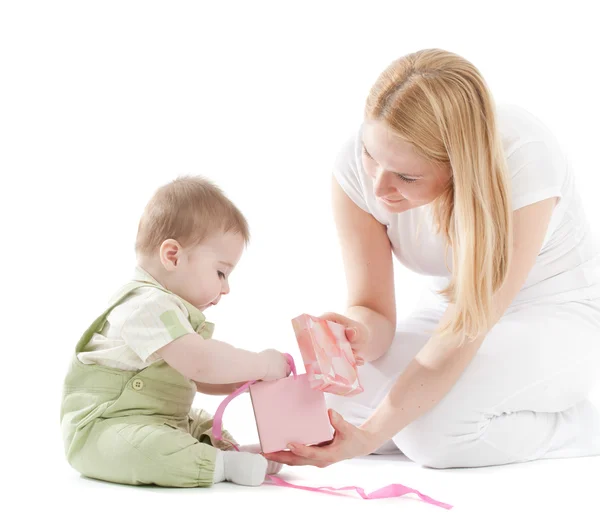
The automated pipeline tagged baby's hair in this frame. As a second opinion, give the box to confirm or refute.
[135,176,250,256]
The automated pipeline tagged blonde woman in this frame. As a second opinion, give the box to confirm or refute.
[267,49,600,469]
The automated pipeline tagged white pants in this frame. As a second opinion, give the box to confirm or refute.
[326,296,600,468]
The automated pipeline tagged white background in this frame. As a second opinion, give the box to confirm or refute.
[1,1,599,517]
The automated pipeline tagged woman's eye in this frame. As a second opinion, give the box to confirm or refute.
[397,175,417,184]
[363,146,416,183]
[217,271,225,279]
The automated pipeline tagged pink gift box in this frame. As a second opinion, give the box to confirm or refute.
[249,374,333,454]
[292,314,364,396]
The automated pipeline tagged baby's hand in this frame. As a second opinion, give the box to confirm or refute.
[258,349,291,381]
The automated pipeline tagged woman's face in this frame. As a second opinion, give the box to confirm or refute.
[361,119,452,213]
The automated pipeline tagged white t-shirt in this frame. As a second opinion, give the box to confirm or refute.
[333,105,600,306]
[77,268,197,371]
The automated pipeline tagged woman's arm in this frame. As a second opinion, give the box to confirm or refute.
[359,197,558,447]
[330,176,397,362]
[267,197,558,466]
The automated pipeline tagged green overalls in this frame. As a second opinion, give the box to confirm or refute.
[60,281,236,487]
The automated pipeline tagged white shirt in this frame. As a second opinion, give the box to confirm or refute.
[333,105,600,306]
[77,268,196,371]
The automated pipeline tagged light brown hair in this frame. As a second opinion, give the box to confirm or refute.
[366,49,512,339]
[135,176,250,256]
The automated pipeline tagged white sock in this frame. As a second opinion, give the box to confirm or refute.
[239,444,283,475]
[212,450,226,484]
[212,449,268,487]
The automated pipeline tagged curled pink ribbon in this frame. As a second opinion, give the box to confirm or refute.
[211,354,452,510]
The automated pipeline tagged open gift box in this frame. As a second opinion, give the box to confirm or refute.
[249,373,333,453]
[248,315,363,453]
[215,316,363,454]
[213,337,452,509]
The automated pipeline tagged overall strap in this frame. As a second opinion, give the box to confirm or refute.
[74,281,163,354]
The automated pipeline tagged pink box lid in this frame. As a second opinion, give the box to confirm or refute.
[292,313,364,396]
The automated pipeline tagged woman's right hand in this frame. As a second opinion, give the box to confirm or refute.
[319,312,370,366]
[259,349,292,381]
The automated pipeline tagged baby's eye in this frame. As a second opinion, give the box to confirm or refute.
[217,271,226,279]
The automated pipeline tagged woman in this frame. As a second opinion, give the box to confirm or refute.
[267,49,600,469]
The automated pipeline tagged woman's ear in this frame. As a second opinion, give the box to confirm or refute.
[159,239,182,271]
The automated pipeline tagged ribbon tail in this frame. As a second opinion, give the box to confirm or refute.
[365,483,453,509]
[266,475,452,509]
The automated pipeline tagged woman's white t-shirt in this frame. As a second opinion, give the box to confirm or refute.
[333,105,600,306]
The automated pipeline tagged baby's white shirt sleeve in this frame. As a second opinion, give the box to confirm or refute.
[110,287,196,362]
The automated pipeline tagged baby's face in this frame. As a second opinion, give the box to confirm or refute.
[171,231,245,311]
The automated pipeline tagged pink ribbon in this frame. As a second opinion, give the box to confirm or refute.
[266,475,452,509]
[213,353,297,451]
[211,354,452,510]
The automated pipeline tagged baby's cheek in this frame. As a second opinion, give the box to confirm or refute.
[195,280,217,304]
[211,279,223,298]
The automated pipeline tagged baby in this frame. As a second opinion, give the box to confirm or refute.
[61,176,290,487]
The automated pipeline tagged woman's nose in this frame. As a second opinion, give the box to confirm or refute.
[373,169,394,197]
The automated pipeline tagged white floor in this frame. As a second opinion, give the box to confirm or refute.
[20,387,597,519]
[32,449,596,519]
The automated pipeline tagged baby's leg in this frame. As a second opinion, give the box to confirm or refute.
[239,444,283,474]
[73,418,218,487]
[213,450,268,486]
[188,407,238,450]
[188,407,272,481]
[73,417,266,487]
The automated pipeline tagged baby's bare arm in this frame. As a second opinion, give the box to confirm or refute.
[193,381,244,395]
[157,334,290,384]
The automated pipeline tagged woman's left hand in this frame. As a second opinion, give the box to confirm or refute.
[264,409,380,467]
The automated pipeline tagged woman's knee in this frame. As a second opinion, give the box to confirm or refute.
[393,411,492,469]
[325,393,371,427]
[392,425,454,469]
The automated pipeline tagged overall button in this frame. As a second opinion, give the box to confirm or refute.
[132,379,144,391]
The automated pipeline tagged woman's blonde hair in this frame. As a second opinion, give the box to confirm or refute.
[135,176,250,256]
[365,49,512,340]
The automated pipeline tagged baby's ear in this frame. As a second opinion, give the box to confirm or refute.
[159,239,182,270]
